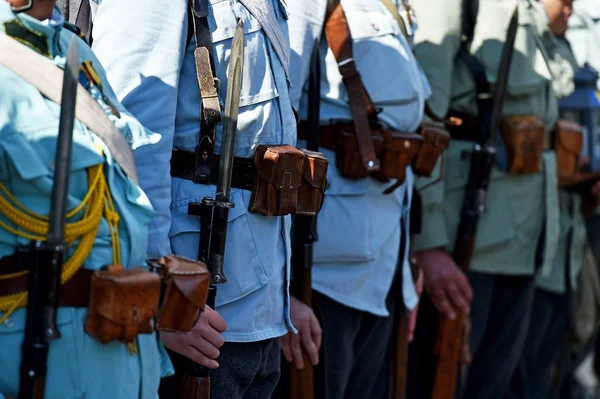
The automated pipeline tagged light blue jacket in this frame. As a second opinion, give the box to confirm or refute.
[90,0,296,341]
[288,0,430,315]
[0,5,170,399]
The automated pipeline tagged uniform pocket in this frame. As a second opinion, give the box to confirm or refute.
[209,0,280,107]
[313,149,395,263]
[472,1,552,97]
[442,141,516,251]
[0,309,84,399]
[169,186,269,307]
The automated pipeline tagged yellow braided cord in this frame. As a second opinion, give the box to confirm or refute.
[0,270,27,280]
[0,165,103,221]
[0,164,119,322]
[0,167,104,242]
[104,184,120,265]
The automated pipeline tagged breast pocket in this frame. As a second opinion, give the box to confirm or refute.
[209,0,280,107]
[473,2,552,97]
[342,4,422,129]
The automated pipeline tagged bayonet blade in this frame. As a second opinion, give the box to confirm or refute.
[216,20,244,202]
[486,7,519,147]
[48,39,79,245]
[307,38,321,152]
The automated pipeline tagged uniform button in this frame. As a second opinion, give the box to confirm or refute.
[372,23,380,31]
[3,317,14,329]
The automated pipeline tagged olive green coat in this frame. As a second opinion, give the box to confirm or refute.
[412,0,564,277]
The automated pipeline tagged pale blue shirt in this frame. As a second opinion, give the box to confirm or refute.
[90,0,296,341]
[0,4,169,398]
[288,0,430,315]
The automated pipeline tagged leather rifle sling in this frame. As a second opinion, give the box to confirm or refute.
[189,0,222,183]
[324,0,380,173]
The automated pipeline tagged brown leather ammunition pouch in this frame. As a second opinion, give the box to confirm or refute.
[249,145,328,216]
[155,255,211,333]
[501,115,545,174]
[85,265,161,343]
[297,149,328,216]
[329,124,422,183]
[553,120,583,179]
[413,122,451,177]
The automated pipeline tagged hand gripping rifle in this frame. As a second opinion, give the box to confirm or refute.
[287,39,324,399]
[430,8,519,399]
[18,39,79,399]
[170,20,244,399]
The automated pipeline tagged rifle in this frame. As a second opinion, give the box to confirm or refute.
[287,39,323,399]
[169,20,244,399]
[18,39,79,399]
[430,8,519,399]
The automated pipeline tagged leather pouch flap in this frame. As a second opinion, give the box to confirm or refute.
[94,267,161,325]
[555,120,583,154]
[502,115,545,133]
[161,255,210,309]
[421,122,451,149]
[254,145,304,190]
[385,130,423,153]
[300,149,328,191]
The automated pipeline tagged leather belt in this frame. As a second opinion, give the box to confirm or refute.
[0,255,93,307]
[297,122,342,152]
[170,150,256,191]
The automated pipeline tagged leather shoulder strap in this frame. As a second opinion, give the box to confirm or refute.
[324,0,379,172]
[189,0,222,183]
[0,34,139,184]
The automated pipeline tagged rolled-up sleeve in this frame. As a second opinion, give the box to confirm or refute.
[90,0,188,258]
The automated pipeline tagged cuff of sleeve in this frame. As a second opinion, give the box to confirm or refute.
[412,205,450,252]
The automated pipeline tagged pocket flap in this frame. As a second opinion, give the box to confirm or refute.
[254,145,304,190]
[421,122,451,149]
[555,120,584,154]
[502,115,545,134]
[300,149,328,190]
[386,130,423,153]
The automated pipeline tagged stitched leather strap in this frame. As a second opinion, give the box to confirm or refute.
[189,0,222,184]
[324,0,380,173]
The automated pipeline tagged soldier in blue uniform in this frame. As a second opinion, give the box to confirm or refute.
[0,0,171,398]
[285,0,430,397]
[89,0,312,397]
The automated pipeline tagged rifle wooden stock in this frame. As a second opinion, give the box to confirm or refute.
[288,245,317,399]
[431,313,466,399]
[289,352,315,399]
[180,375,210,399]
[431,231,475,399]
[392,312,409,399]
